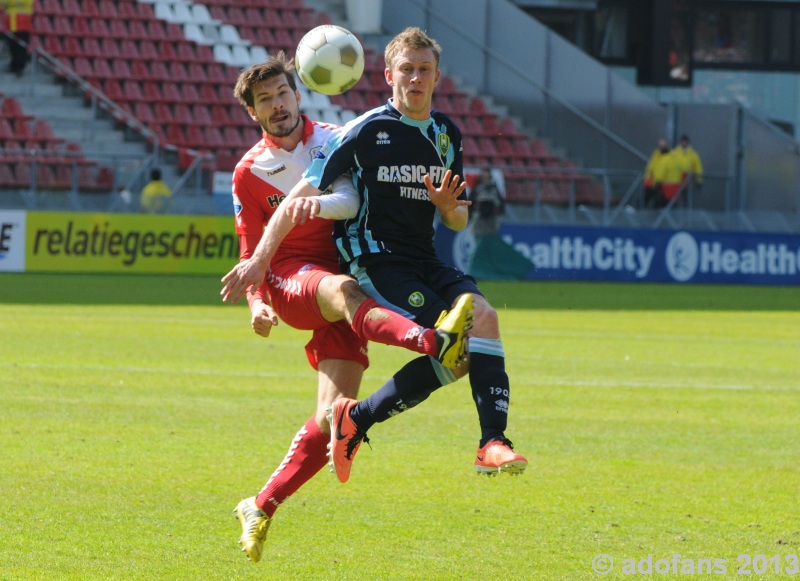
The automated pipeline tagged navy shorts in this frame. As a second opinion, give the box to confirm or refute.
[349,253,482,328]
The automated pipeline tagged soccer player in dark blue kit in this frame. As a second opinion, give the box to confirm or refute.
[224,27,527,480]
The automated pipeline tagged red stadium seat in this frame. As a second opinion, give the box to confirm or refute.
[222,126,244,144]
[71,57,95,80]
[52,16,72,36]
[181,84,202,105]
[187,62,208,83]
[161,83,182,103]
[101,79,124,102]
[0,164,17,187]
[154,103,172,124]
[107,59,132,81]
[1,97,25,118]
[0,119,14,140]
[37,165,59,189]
[110,19,130,39]
[37,0,59,16]
[133,102,156,125]
[82,38,103,58]
[97,0,117,18]
[62,36,81,58]
[166,125,187,147]
[204,126,225,148]
[98,37,121,59]
[142,82,164,103]
[14,163,32,189]
[137,41,160,62]
[176,43,199,63]
[168,62,190,83]
[91,58,113,80]
[227,6,247,25]
[149,61,170,82]
[61,0,81,16]
[82,0,100,17]
[199,83,223,105]
[42,35,63,56]
[210,104,234,126]
[127,20,147,39]
[145,20,168,41]
[173,103,193,125]
[192,104,213,125]
[184,125,205,148]
[117,40,139,60]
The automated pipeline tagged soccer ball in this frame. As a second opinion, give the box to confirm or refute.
[295,25,365,96]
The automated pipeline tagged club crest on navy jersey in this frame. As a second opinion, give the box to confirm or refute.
[438,133,450,157]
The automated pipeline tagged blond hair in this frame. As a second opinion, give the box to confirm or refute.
[384,27,442,70]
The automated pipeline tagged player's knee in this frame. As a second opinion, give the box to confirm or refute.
[338,276,369,303]
[471,298,500,338]
[317,275,364,322]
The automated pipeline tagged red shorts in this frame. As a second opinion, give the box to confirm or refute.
[661,183,681,201]
[266,258,369,371]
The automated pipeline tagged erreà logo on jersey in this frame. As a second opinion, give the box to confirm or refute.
[438,133,450,157]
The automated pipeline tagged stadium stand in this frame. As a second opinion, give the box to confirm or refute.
[0,94,113,192]
[2,0,603,206]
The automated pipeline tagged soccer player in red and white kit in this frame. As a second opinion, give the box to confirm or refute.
[221,54,472,564]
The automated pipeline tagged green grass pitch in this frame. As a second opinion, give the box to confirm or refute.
[1,273,798,579]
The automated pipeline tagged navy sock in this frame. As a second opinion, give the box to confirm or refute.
[468,339,510,447]
[350,356,453,432]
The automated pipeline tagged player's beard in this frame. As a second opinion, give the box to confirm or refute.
[262,111,300,138]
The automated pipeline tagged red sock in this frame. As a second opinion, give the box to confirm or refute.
[351,299,437,357]
[255,416,329,518]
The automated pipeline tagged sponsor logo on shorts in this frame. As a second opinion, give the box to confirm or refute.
[268,272,302,296]
[408,291,425,308]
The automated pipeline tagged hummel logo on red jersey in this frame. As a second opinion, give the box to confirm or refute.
[260,164,286,177]
[376,131,390,145]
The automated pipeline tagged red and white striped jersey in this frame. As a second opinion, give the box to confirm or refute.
[231,116,340,266]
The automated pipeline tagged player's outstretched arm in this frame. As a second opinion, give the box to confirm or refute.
[424,169,470,231]
[220,179,322,304]
[287,174,360,223]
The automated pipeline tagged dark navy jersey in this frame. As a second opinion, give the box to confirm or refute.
[302,100,464,263]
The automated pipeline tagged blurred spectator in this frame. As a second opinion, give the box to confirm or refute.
[673,134,704,189]
[643,138,682,208]
[1,0,34,77]
[140,168,173,213]
[469,168,505,237]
